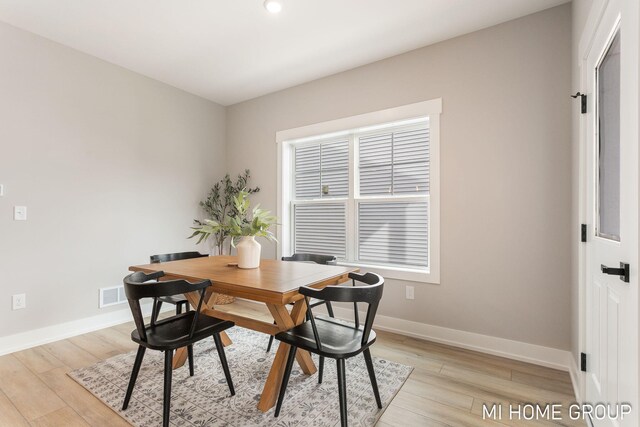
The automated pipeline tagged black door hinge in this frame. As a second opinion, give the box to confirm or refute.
[581,224,587,242]
[581,352,587,372]
[571,92,587,114]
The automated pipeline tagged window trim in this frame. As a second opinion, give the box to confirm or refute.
[276,99,441,284]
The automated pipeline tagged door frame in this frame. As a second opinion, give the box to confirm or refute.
[577,0,640,413]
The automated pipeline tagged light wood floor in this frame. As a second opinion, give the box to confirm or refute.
[0,300,583,427]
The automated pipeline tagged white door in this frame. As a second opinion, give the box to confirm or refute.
[584,0,638,426]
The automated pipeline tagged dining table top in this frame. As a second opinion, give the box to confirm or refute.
[129,255,357,304]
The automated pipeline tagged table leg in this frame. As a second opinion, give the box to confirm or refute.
[171,290,233,370]
[173,348,189,369]
[258,299,316,412]
[267,301,316,374]
[288,303,316,375]
[219,331,232,346]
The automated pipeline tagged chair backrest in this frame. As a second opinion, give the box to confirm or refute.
[282,253,337,265]
[123,271,211,342]
[300,272,384,348]
[150,251,207,264]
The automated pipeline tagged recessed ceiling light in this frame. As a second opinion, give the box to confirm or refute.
[264,0,282,14]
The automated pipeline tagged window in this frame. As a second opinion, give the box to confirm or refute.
[277,100,441,283]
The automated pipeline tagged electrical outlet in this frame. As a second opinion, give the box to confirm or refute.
[12,294,26,310]
[14,206,27,221]
[405,285,415,300]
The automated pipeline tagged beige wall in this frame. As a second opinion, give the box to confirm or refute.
[227,5,572,350]
[0,22,226,336]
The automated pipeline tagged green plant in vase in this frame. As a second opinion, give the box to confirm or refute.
[190,191,277,268]
[190,170,259,255]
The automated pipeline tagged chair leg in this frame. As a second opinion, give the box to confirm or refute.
[318,356,324,384]
[162,350,173,427]
[363,348,382,409]
[266,320,276,352]
[337,358,348,427]
[213,333,235,396]
[176,302,182,315]
[122,345,146,410]
[325,301,335,317]
[187,344,194,377]
[275,345,297,417]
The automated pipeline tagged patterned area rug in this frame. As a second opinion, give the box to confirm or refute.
[69,327,413,426]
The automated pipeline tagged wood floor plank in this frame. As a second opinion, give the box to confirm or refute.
[68,331,131,360]
[392,389,506,427]
[375,332,513,380]
[0,389,30,427]
[29,406,89,427]
[110,321,135,337]
[37,367,131,427]
[501,362,572,384]
[41,340,99,371]
[410,367,529,406]
[400,377,474,411]
[13,347,64,374]
[391,332,571,384]
[439,364,575,405]
[370,341,444,373]
[378,403,450,426]
[0,355,66,421]
[407,368,585,427]
[510,370,575,396]
[91,328,138,353]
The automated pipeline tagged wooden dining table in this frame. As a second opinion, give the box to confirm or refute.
[129,255,357,412]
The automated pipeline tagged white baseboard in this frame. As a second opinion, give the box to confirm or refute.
[0,302,163,357]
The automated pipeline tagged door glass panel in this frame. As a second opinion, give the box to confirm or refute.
[596,30,621,241]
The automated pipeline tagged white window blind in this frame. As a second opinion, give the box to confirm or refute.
[295,145,320,199]
[358,201,428,267]
[359,127,429,195]
[295,140,349,199]
[293,203,346,258]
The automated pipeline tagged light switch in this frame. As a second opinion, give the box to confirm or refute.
[0,184,4,196]
[14,206,27,221]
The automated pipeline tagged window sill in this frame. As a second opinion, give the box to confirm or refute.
[336,261,439,284]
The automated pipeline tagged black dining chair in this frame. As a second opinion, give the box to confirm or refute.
[122,270,235,427]
[266,253,337,355]
[274,272,384,427]
[149,251,208,320]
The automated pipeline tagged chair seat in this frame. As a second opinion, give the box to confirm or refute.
[275,315,376,359]
[132,312,233,350]
[158,295,188,305]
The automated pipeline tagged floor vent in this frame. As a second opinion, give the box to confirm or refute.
[99,285,127,308]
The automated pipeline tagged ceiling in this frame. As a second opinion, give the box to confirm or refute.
[0,0,568,106]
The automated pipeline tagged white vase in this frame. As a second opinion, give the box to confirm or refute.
[236,236,261,269]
